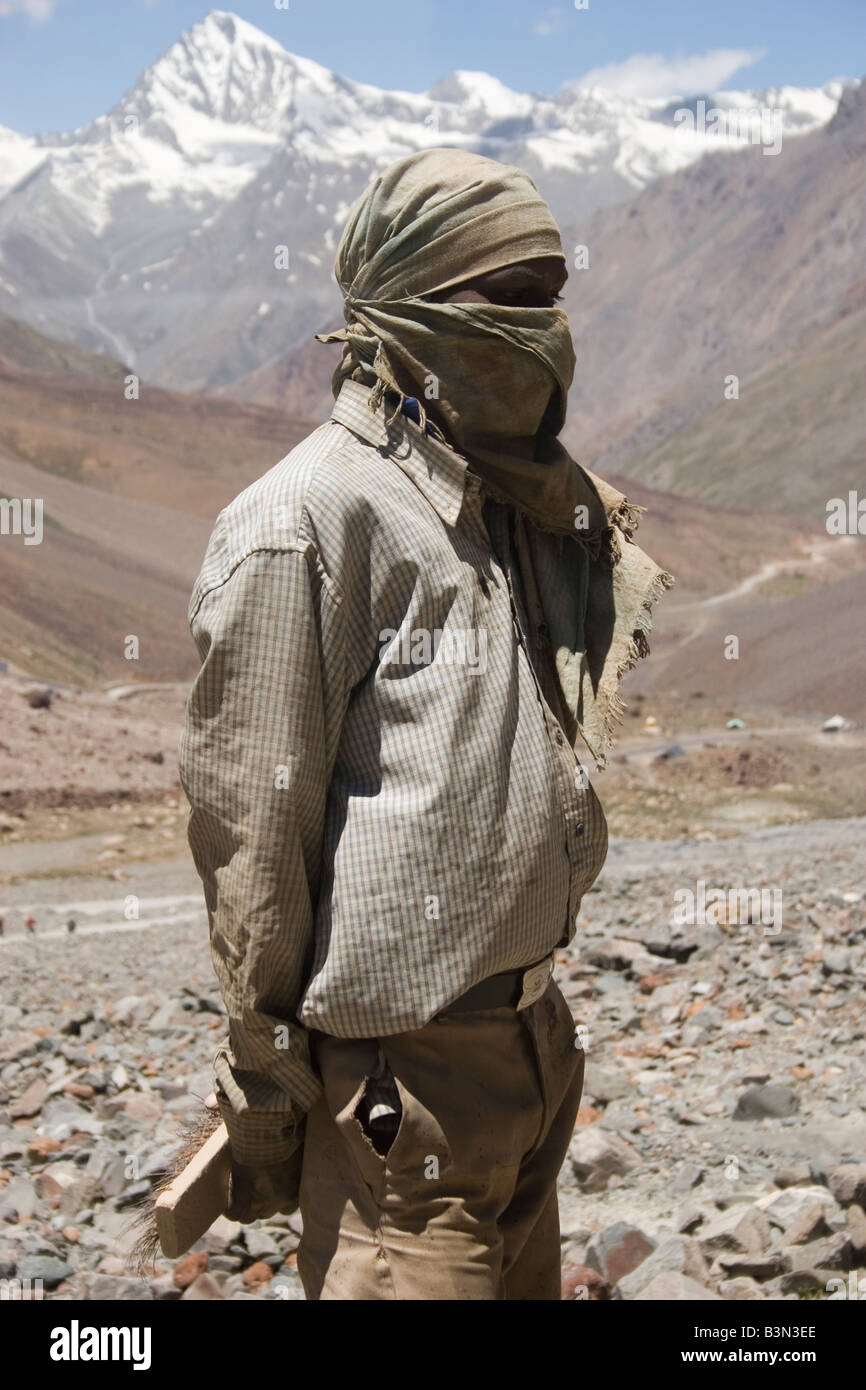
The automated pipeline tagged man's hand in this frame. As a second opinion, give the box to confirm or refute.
[205,1092,303,1223]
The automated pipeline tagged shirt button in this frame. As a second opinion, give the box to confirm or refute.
[554,730,565,745]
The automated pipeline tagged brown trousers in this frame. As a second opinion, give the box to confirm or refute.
[297,979,584,1300]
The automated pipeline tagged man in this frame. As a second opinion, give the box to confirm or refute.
[180,149,672,1300]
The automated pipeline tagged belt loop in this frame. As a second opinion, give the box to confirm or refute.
[517,956,554,1010]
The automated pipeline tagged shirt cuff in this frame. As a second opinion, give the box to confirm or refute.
[213,1043,318,1166]
[216,1094,303,1166]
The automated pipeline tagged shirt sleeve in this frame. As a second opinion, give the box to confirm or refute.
[179,535,348,1165]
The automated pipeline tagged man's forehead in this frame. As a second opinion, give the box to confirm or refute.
[469,258,568,284]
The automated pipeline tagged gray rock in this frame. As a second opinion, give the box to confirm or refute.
[83,1274,154,1300]
[84,1148,127,1199]
[686,1005,725,1034]
[828,1165,866,1209]
[150,1273,182,1300]
[584,940,641,972]
[822,949,852,975]
[716,1251,790,1281]
[719,1276,765,1300]
[671,1162,705,1195]
[779,1268,824,1295]
[583,1066,631,1105]
[146,1000,186,1031]
[698,1205,772,1257]
[675,1206,706,1234]
[115,1179,153,1210]
[733,1084,799,1120]
[16,1254,75,1287]
[779,1203,834,1246]
[635,1271,721,1300]
[773,1163,813,1188]
[39,1097,103,1139]
[646,930,699,963]
[243,1228,283,1262]
[617,1236,709,1297]
[787,1234,856,1272]
[110,996,151,1027]
[208,1255,243,1274]
[845,1204,866,1258]
[0,1178,39,1223]
[9,1077,49,1118]
[568,1128,641,1192]
[202,1215,243,1254]
[597,1100,645,1133]
[181,1272,225,1300]
[586,1222,656,1284]
[595,972,629,996]
[756,1185,840,1228]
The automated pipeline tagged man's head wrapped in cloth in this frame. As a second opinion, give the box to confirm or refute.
[317,149,674,768]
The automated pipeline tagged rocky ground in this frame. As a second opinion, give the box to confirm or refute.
[0,813,864,1302]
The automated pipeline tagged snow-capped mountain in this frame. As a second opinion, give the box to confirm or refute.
[0,9,854,391]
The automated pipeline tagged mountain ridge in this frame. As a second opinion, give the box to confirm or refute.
[0,8,852,394]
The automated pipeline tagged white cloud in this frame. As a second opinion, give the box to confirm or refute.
[572,48,766,99]
[0,0,56,20]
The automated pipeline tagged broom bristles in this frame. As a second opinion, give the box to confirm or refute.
[127,1103,224,1277]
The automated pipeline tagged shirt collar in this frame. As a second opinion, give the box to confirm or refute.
[330,379,469,528]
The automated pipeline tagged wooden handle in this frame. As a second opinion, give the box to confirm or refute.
[155,1121,231,1259]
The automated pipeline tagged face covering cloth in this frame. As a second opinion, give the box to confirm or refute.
[316,148,674,768]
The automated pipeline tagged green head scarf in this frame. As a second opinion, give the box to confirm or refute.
[318,148,674,768]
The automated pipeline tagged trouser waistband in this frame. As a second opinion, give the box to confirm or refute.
[439,954,555,1014]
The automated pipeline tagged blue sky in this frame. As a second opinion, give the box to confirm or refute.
[1,0,863,134]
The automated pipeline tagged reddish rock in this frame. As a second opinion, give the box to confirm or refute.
[10,1077,49,1118]
[638,973,667,994]
[561,1263,613,1300]
[172,1251,209,1289]
[64,1081,95,1100]
[36,1161,81,1198]
[575,1105,602,1126]
[28,1136,62,1160]
[242,1260,273,1288]
[685,998,710,1018]
[587,1222,656,1284]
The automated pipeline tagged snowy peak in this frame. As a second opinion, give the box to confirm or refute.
[119,8,294,132]
[427,70,532,119]
[0,9,857,392]
[196,9,287,57]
